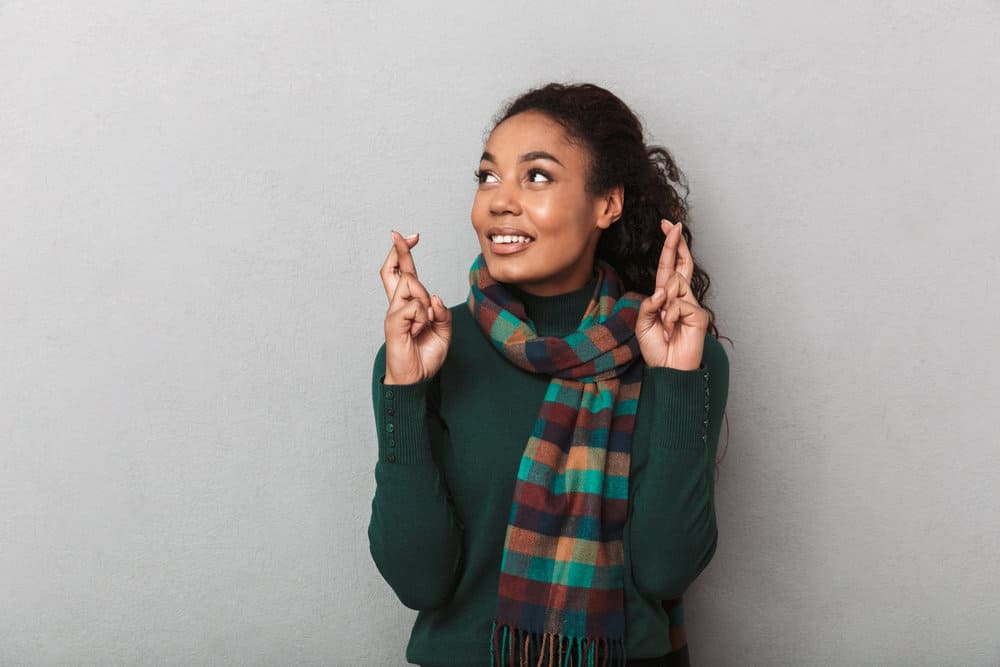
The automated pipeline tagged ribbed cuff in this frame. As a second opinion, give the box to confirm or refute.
[641,364,711,450]
[375,378,433,464]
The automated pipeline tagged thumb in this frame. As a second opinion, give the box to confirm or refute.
[636,287,666,333]
[430,295,452,335]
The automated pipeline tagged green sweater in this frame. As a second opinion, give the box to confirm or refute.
[368,277,729,667]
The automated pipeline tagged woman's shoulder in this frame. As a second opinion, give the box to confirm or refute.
[703,331,729,370]
[700,331,730,404]
[447,300,476,337]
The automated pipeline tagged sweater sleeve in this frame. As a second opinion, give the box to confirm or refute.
[367,344,464,610]
[626,332,730,600]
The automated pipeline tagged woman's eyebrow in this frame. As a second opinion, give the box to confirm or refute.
[520,151,563,166]
[479,150,564,167]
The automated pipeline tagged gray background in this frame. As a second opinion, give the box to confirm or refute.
[2,1,998,665]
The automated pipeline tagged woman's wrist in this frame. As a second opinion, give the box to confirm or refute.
[647,361,702,372]
[383,370,423,386]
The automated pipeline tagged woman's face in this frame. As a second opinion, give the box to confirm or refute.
[470,111,621,296]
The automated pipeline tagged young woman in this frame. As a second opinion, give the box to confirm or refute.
[369,83,729,667]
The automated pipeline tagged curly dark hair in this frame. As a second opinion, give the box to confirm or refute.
[494,82,725,342]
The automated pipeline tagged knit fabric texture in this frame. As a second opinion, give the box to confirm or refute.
[466,254,646,667]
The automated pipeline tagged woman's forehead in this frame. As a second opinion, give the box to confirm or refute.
[484,111,582,161]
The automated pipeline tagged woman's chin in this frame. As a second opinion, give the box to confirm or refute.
[482,256,527,282]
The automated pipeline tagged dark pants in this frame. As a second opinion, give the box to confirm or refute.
[422,642,692,666]
[626,644,690,667]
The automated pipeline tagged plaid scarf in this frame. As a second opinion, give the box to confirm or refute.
[467,254,645,667]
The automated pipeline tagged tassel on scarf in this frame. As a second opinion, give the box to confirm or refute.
[490,621,626,667]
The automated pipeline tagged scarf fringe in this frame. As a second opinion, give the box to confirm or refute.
[490,621,626,667]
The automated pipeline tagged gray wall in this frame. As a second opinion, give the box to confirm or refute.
[2,1,998,665]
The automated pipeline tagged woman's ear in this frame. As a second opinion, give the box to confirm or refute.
[595,185,625,230]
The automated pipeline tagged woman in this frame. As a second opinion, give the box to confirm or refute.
[368,83,729,667]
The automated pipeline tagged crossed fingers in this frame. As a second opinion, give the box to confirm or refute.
[379,230,436,336]
[379,230,420,301]
[655,219,697,304]
[388,272,434,337]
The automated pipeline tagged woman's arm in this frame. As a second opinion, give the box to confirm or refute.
[367,344,464,610]
[626,332,730,600]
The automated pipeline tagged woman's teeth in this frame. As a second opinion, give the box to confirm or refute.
[492,235,532,244]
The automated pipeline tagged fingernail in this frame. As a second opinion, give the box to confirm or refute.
[405,233,418,240]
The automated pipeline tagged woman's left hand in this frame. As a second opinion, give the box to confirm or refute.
[635,219,710,370]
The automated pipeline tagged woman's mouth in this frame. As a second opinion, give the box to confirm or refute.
[488,233,534,255]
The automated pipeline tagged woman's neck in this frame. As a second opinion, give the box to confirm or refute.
[503,271,599,337]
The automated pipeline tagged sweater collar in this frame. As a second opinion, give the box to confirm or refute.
[501,272,599,338]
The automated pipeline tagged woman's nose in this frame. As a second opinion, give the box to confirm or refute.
[488,179,522,216]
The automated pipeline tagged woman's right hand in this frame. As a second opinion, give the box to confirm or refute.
[378,231,452,385]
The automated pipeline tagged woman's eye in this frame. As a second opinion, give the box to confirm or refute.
[527,169,551,183]
[474,169,498,184]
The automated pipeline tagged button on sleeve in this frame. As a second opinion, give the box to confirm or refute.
[374,378,433,464]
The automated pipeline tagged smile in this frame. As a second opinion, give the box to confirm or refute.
[486,227,535,255]
[490,234,533,244]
